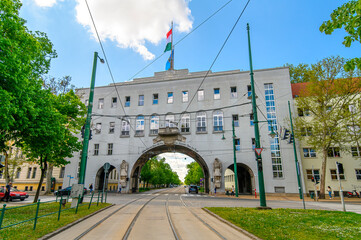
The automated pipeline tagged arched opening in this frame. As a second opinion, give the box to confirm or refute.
[226,163,254,195]
[130,143,210,193]
[95,165,116,191]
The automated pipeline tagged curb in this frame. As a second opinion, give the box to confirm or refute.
[39,204,115,240]
[202,208,262,240]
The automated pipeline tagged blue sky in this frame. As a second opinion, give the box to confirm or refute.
[20,0,360,89]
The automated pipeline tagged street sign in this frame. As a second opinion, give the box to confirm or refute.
[255,148,263,156]
[103,162,111,173]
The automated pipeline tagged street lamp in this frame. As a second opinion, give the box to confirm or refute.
[78,52,104,185]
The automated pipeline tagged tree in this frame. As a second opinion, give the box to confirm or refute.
[21,88,85,202]
[294,56,361,198]
[320,0,361,71]
[0,0,56,183]
[184,161,204,185]
[284,63,314,83]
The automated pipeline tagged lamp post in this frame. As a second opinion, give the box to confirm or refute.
[78,52,104,185]
[232,120,239,197]
[247,23,267,208]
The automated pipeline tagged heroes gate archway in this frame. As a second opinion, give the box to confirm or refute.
[130,142,210,193]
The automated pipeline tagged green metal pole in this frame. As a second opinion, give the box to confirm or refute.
[88,191,94,209]
[58,195,63,221]
[79,52,99,185]
[288,101,306,209]
[33,200,40,230]
[0,204,6,229]
[247,23,267,208]
[75,194,81,214]
[232,120,239,197]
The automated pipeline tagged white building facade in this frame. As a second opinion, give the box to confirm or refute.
[64,68,302,194]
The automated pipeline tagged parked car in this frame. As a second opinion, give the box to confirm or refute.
[189,185,198,194]
[0,187,29,201]
[54,186,88,196]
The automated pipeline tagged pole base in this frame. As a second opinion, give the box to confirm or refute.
[257,206,272,210]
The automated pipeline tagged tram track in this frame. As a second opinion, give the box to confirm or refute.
[58,187,246,240]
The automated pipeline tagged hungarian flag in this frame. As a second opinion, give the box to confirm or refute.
[164,28,172,52]
[165,50,174,70]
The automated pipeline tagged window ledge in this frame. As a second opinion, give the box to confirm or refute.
[120,135,130,138]
[196,131,208,134]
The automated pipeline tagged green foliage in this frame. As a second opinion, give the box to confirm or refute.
[284,63,314,83]
[0,0,57,150]
[207,207,361,240]
[293,56,361,198]
[184,161,204,185]
[320,0,361,71]
[140,156,181,187]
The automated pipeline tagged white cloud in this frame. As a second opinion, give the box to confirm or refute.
[75,0,193,60]
[33,0,61,7]
[159,153,194,182]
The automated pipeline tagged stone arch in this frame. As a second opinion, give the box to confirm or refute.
[227,163,255,195]
[130,143,210,193]
[95,164,116,190]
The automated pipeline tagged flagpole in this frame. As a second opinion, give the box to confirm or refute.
[171,21,174,70]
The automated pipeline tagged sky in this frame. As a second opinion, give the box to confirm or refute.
[19,0,361,179]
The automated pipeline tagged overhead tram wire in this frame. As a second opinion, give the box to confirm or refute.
[127,0,234,81]
[84,0,148,149]
[176,0,252,126]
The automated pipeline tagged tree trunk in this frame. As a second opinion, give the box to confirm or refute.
[4,151,10,184]
[320,149,328,199]
[33,156,47,203]
[45,164,54,194]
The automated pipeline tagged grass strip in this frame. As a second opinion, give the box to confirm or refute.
[206,207,361,240]
[0,202,110,240]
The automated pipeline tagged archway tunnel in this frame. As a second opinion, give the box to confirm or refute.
[226,163,255,195]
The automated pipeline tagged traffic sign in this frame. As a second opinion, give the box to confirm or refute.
[255,148,263,156]
[103,162,111,173]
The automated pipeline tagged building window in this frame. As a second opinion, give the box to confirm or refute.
[30,186,33,191]
[298,108,310,117]
[165,115,176,128]
[60,167,65,178]
[355,169,361,180]
[94,144,99,155]
[303,148,316,158]
[85,99,88,106]
[15,168,21,179]
[301,127,312,136]
[196,112,207,132]
[235,138,240,151]
[167,92,173,104]
[231,87,237,98]
[214,88,220,100]
[32,167,37,179]
[95,123,102,134]
[232,115,239,127]
[109,122,115,134]
[247,85,252,98]
[111,97,117,108]
[27,168,32,179]
[250,113,254,126]
[182,91,188,102]
[98,98,104,109]
[328,147,340,157]
[107,143,113,155]
[138,95,144,106]
[150,115,159,135]
[351,146,361,157]
[41,186,45,191]
[0,170,3,179]
[265,83,283,178]
[121,118,130,136]
[213,110,223,132]
[306,169,320,181]
[198,90,204,101]
[153,94,158,105]
[135,116,145,136]
[77,161,81,178]
[330,169,345,180]
[25,186,28,191]
[181,114,190,133]
[125,96,130,107]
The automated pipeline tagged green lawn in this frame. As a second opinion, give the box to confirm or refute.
[206,207,361,240]
[0,202,110,240]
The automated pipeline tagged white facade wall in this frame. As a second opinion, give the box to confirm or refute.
[64,68,301,194]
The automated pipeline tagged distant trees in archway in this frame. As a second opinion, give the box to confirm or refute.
[140,156,181,188]
[184,162,204,186]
